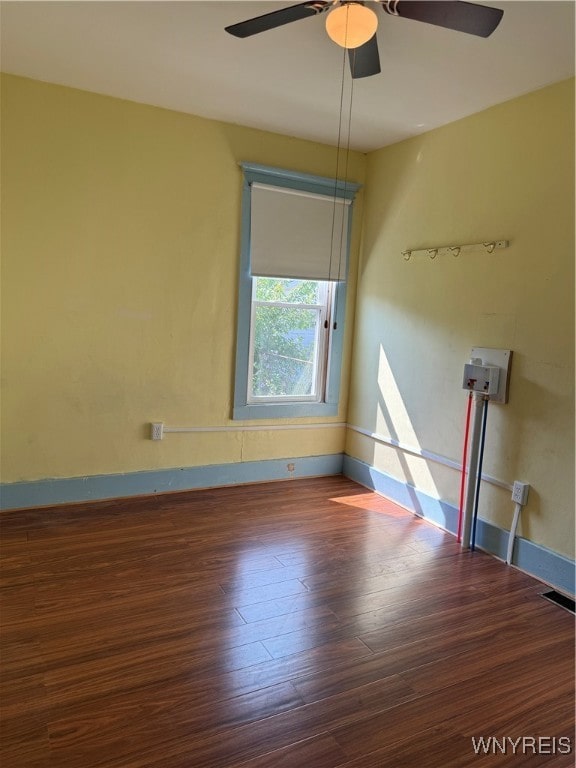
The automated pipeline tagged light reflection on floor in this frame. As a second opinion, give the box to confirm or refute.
[225,539,314,673]
[222,486,455,670]
[328,490,446,633]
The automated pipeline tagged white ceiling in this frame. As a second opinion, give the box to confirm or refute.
[1,0,574,152]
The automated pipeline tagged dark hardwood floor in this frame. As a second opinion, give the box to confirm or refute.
[1,475,574,767]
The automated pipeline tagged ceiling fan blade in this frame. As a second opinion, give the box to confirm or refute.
[225,1,329,38]
[348,35,381,79]
[386,1,504,38]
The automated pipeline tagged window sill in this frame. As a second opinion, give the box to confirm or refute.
[233,401,339,420]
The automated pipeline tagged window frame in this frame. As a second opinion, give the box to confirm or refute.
[233,163,360,421]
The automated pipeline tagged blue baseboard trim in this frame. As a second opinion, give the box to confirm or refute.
[0,453,345,511]
[343,455,575,596]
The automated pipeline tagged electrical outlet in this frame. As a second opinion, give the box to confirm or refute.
[511,481,530,506]
[150,422,164,441]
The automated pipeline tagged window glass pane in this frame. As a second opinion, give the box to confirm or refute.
[252,305,320,397]
[254,277,321,304]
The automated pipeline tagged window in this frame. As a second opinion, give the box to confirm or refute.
[233,163,360,420]
[248,277,332,403]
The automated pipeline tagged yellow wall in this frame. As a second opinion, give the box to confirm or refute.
[1,74,365,481]
[347,79,575,558]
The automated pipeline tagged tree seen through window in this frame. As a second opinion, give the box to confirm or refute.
[251,277,328,399]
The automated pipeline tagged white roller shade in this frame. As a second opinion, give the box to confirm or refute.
[250,183,351,281]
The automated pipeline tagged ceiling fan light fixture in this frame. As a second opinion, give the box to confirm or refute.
[325,3,378,49]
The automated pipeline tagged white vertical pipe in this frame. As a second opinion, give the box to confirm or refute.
[461,393,484,550]
[507,503,522,565]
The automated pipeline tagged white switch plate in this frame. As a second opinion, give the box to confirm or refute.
[470,348,512,404]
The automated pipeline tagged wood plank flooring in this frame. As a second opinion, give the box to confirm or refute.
[1,476,574,767]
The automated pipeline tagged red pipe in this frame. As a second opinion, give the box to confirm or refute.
[457,392,473,543]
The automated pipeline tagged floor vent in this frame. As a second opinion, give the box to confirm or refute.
[541,590,575,614]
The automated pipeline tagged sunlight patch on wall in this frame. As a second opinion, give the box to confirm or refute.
[376,343,441,499]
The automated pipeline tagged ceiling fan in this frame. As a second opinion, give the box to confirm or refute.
[225,1,504,79]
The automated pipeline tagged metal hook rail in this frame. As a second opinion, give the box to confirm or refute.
[402,239,509,261]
